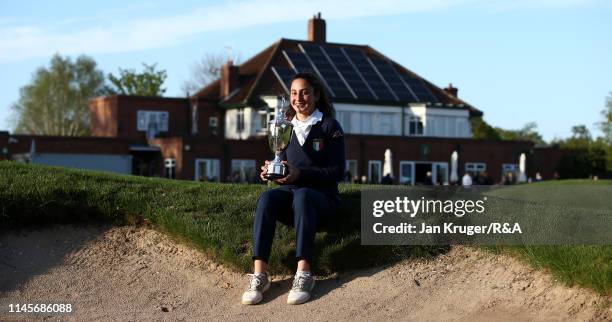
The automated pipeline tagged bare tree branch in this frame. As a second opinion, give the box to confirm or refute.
[181,51,241,96]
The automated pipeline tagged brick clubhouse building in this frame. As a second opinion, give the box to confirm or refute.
[1,14,560,184]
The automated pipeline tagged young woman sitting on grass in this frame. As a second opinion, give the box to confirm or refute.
[242,72,346,305]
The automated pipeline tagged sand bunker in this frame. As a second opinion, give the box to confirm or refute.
[0,225,609,321]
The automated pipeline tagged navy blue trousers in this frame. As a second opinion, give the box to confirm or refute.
[252,186,338,263]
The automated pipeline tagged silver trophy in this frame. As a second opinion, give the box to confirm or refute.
[264,96,293,180]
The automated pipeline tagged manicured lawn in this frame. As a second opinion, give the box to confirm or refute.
[0,161,444,275]
[1,161,609,294]
[483,180,611,295]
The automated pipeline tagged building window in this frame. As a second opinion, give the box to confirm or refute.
[465,162,486,176]
[137,110,169,131]
[345,159,357,182]
[259,106,275,133]
[361,113,373,134]
[456,118,468,137]
[337,111,350,134]
[433,162,449,185]
[137,110,169,138]
[195,158,220,182]
[399,161,414,185]
[502,163,519,183]
[336,110,402,135]
[236,109,244,133]
[164,158,176,179]
[259,106,268,131]
[231,159,256,183]
[379,113,394,135]
[408,116,423,135]
[209,116,218,136]
[368,160,382,184]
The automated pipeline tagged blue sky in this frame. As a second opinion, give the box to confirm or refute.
[1,0,611,141]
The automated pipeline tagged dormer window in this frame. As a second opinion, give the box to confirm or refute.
[236,109,245,133]
[408,116,424,135]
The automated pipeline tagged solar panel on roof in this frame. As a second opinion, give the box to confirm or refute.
[401,75,438,103]
[271,66,295,92]
[369,58,418,102]
[341,48,397,101]
[299,44,354,99]
[283,51,315,74]
[283,50,335,97]
[321,46,376,100]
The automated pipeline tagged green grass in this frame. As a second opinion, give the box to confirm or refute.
[1,161,609,295]
[0,161,445,275]
[482,180,611,295]
[483,245,610,295]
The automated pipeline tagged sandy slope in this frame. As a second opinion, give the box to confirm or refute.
[0,225,609,321]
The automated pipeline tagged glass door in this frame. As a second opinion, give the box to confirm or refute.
[399,161,415,185]
[368,160,381,184]
[432,162,449,185]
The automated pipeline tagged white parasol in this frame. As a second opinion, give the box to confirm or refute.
[450,151,459,183]
[383,148,393,178]
[518,153,527,183]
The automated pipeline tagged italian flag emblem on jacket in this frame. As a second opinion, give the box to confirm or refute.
[312,139,324,151]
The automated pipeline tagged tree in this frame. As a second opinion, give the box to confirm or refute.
[11,54,106,136]
[596,92,612,144]
[181,52,241,95]
[107,63,167,96]
[553,124,607,178]
[571,125,591,140]
[470,117,501,140]
[470,118,545,144]
[595,92,612,171]
[495,122,546,145]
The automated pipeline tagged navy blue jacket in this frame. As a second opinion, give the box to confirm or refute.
[280,116,346,202]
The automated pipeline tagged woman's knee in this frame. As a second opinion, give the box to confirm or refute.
[292,188,315,208]
[256,189,273,206]
[257,189,284,206]
[256,188,292,216]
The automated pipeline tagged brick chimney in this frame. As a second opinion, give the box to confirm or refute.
[307,12,326,43]
[220,60,239,98]
[444,83,458,97]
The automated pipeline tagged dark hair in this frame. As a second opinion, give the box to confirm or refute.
[284,72,334,120]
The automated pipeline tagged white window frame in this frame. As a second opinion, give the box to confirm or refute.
[432,162,449,185]
[231,159,256,183]
[408,115,424,136]
[362,113,374,134]
[502,163,519,173]
[137,110,169,132]
[236,109,245,133]
[502,163,519,181]
[368,160,382,184]
[465,162,486,174]
[399,161,415,185]
[195,158,220,182]
[346,159,357,182]
[336,111,350,134]
[258,106,268,133]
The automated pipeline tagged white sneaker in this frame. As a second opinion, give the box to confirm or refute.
[287,272,315,305]
[241,273,270,305]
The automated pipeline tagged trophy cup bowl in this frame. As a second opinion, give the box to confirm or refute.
[264,121,293,180]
